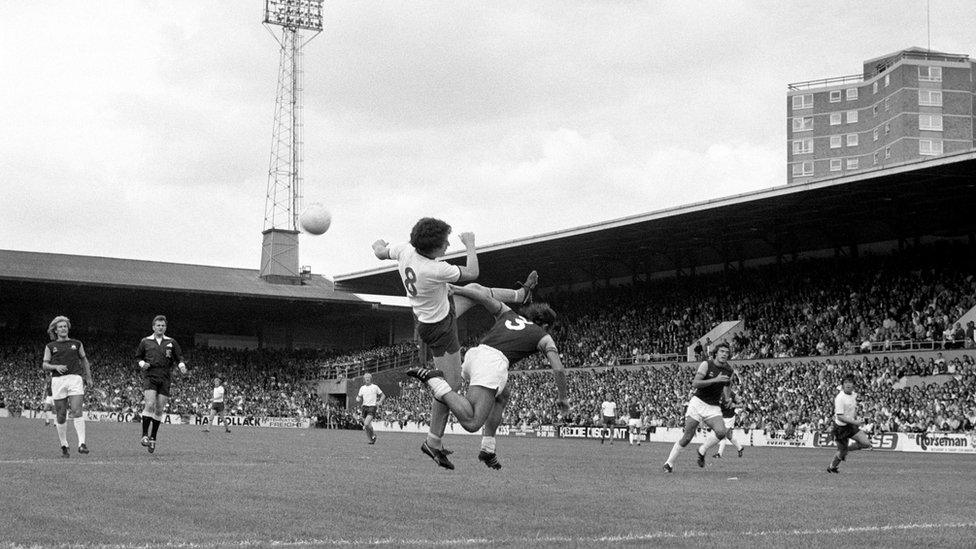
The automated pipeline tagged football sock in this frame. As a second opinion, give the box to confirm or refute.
[487,288,520,303]
[426,434,443,450]
[481,436,496,453]
[730,436,743,451]
[56,422,69,446]
[665,441,683,467]
[830,455,842,469]
[426,378,452,399]
[141,415,152,437]
[73,417,86,445]
[716,439,726,456]
[150,418,161,438]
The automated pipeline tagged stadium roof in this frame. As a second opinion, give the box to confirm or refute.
[334,151,976,294]
[0,249,404,308]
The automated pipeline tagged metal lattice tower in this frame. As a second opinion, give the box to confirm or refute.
[260,0,322,283]
[263,0,323,231]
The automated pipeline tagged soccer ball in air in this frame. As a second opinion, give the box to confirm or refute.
[300,203,332,235]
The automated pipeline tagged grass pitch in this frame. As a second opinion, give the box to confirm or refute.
[1,419,974,548]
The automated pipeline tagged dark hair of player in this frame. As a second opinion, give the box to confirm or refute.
[153,315,167,324]
[842,374,856,384]
[711,341,731,356]
[521,302,557,328]
[410,217,452,256]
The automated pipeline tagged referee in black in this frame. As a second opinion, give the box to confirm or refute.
[135,315,187,453]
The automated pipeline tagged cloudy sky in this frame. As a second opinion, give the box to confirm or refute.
[2,1,974,279]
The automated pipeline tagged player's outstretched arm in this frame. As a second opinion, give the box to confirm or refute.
[455,232,479,282]
[372,239,391,260]
[545,345,569,412]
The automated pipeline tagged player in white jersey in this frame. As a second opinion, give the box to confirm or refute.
[827,375,873,473]
[599,397,617,445]
[373,218,537,469]
[356,373,385,444]
[203,377,231,433]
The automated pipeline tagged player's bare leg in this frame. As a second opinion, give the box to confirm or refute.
[364,412,377,443]
[450,271,538,317]
[664,416,703,472]
[829,431,872,472]
[427,385,496,433]
[427,350,461,448]
[695,415,728,467]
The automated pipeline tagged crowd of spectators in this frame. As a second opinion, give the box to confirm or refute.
[0,334,410,420]
[495,241,976,370]
[382,353,976,435]
[4,242,976,436]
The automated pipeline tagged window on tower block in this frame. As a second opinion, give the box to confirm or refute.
[918,66,943,82]
[846,133,858,147]
[846,88,858,101]
[846,158,859,170]
[919,114,943,131]
[793,116,814,132]
[792,94,813,109]
[829,90,841,103]
[792,139,814,155]
[830,159,842,172]
[919,90,943,106]
[830,113,842,125]
[846,110,858,123]
[919,139,943,155]
[830,135,842,148]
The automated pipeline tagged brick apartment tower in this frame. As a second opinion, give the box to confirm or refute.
[787,47,975,184]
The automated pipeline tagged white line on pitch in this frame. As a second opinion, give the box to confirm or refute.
[6,520,973,548]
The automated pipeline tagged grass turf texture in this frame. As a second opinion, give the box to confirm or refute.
[1,419,974,548]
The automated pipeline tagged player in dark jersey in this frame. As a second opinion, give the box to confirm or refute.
[41,315,93,457]
[662,342,735,473]
[627,404,643,446]
[135,315,187,453]
[407,283,569,470]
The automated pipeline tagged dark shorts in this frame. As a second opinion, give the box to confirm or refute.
[143,375,172,397]
[603,415,616,427]
[833,423,859,445]
[212,402,225,413]
[362,405,377,418]
[417,307,460,357]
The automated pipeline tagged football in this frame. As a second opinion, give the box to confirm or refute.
[299,203,332,235]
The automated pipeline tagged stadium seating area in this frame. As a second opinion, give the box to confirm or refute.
[507,241,976,369]
[3,242,975,433]
[383,353,976,434]
[0,336,408,419]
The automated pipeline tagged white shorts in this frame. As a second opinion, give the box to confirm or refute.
[723,417,735,430]
[628,418,642,429]
[51,374,84,400]
[461,345,509,394]
[684,396,722,424]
